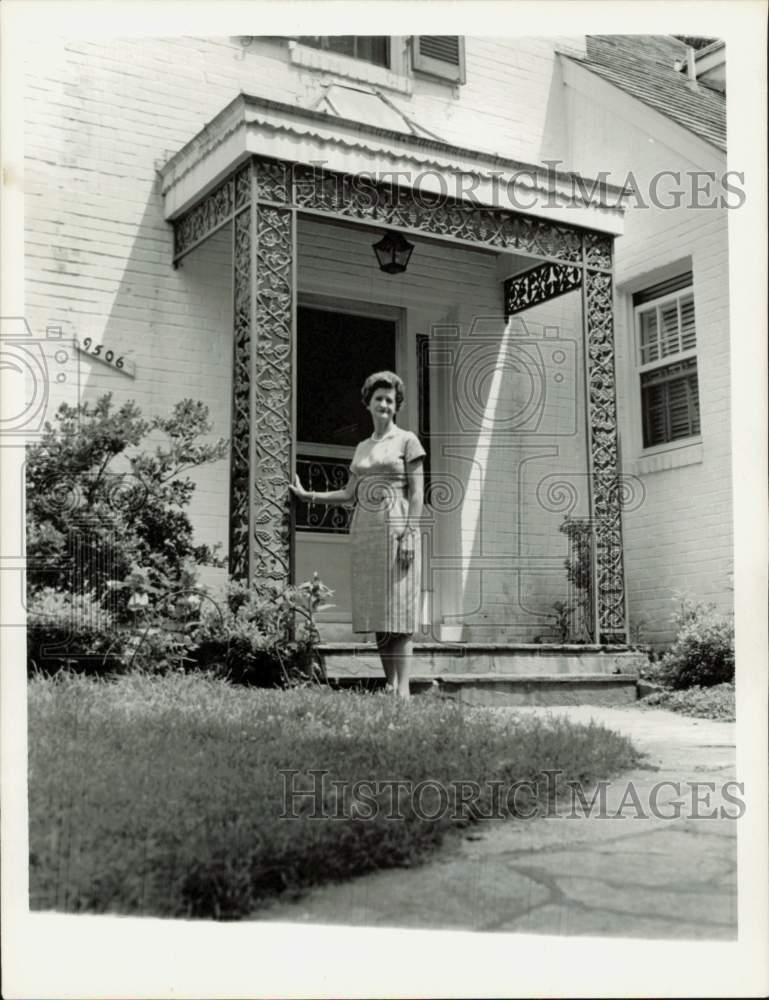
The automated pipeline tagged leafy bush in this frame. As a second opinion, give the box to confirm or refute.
[27,587,124,674]
[26,393,228,672]
[26,585,199,677]
[658,597,734,690]
[26,393,228,610]
[192,573,333,686]
[28,673,642,919]
[533,599,573,644]
[559,517,593,642]
[641,682,735,721]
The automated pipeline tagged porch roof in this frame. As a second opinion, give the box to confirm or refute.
[158,93,627,236]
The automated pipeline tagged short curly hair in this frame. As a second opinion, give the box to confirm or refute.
[361,371,405,411]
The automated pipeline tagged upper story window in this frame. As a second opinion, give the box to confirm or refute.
[633,272,700,448]
[286,36,465,92]
[297,36,390,69]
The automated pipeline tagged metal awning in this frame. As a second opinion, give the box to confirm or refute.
[158,93,627,235]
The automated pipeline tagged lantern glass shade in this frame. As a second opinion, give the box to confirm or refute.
[372,231,414,274]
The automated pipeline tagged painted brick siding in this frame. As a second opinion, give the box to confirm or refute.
[565,83,733,644]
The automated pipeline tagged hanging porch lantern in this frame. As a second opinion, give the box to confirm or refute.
[372,230,415,274]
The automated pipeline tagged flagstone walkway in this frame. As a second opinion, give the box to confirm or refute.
[254,705,738,939]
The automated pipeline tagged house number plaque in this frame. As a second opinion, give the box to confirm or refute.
[76,338,136,378]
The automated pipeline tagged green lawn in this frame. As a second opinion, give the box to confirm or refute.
[29,672,642,920]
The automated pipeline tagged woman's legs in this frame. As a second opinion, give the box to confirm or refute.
[390,634,413,699]
[375,632,397,690]
[375,632,413,699]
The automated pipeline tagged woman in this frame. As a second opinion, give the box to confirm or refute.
[290,371,425,699]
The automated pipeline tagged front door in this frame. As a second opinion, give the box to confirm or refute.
[294,304,397,628]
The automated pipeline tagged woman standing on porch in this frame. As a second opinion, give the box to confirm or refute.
[289,371,425,700]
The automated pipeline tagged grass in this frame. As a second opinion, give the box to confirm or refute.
[29,672,642,920]
[640,682,735,721]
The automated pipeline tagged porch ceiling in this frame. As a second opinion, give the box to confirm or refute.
[158,93,627,236]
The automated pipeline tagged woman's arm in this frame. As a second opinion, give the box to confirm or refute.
[288,472,356,505]
[397,458,424,567]
[404,458,424,531]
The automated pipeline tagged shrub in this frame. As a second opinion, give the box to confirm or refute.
[26,393,228,611]
[191,573,333,686]
[533,599,573,644]
[26,393,228,673]
[642,682,735,721]
[658,597,734,690]
[27,587,124,675]
[559,517,593,642]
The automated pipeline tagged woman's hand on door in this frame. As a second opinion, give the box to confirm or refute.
[288,474,311,503]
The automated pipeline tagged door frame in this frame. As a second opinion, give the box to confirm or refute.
[293,291,410,622]
[295,290,411,441]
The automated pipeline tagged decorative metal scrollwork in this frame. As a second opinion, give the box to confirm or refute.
[562,516,595,643]
[174,158,613,269]
[255,159,291,204]
[174,174,236,261]
[229,208,252,580]
[292,164,584,262]
[234,162,252,209]
[584,268,626,642]
[252,205,294,585]
[583,231,613,270]
[295,457,354,533]
[505,262,582,317]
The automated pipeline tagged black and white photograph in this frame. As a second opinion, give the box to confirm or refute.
[1,2,767,997]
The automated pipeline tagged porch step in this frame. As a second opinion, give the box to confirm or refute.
[329,673,638,707]
[319,642,646,678]
[319,643,644,706]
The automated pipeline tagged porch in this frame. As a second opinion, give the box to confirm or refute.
[159,94,636,697]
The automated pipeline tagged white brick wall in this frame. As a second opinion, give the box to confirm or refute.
[565,84,733,644]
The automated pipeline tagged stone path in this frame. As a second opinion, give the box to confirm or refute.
[254,705,738,939]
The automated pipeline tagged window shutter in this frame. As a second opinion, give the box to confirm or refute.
[412,36,466,83]
[659,301,680,357]
[640,358,700,446]
[679,294,697,350]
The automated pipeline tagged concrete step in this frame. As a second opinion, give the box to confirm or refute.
[329,672,639,707]
[319,642,644,706]
[318,642,646,679]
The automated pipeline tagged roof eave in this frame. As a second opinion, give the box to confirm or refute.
[158,92,628,234]
[560,54,726,156]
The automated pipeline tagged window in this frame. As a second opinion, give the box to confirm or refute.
[288,36,466,90]
[297,36,390,69]
[633,273,700,448]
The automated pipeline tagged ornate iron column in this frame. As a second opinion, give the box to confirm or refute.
[172,158,296,589]
[229,161,296,585]
[582,235,627,644]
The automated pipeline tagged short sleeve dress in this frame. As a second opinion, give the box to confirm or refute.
[348,426,426,635]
